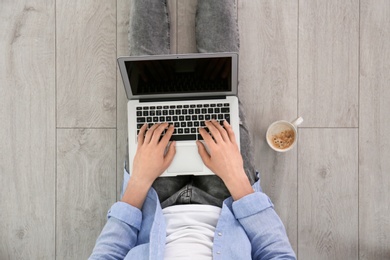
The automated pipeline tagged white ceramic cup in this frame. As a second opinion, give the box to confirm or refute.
[266,117,304,152]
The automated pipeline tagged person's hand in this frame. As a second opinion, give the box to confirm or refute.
[196,120,253,200]
[132,123,176,185]
[122,123,176,209]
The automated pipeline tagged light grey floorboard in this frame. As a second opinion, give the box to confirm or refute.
[359,1,390,259]
[56,0,117,128]
[0,1,56,259]
[298,0,359,127]
[298,129,358,259]
[56,129,116,259]
[177,0,198,54]
[237,0,298,252]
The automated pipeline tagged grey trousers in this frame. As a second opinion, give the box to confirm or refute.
[126,0,258,208]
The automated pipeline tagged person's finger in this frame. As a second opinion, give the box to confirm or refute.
[159,124,174,147]
[151,123,168,144]
[137,123,148,147]
[211,119,229,141]
[199,127,216,147]
[224,120,237,145]
[205,120,223,143]
[163,141,176,169]
[196,141,211,167]
[144,123,160,144]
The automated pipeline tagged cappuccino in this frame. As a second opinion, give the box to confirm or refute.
[270,129,295,149]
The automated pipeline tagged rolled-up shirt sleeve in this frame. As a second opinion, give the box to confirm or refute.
[89,202,142,260]
[232,192,296,260]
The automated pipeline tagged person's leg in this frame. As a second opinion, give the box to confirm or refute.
[128,0,170,56]
[192,0,258,206]
[195,0,240,53]
[123,0,192,202]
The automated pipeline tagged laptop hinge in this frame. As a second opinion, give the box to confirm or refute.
[139,96,226,103]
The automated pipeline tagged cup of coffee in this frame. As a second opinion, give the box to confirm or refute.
[266,117,303,152]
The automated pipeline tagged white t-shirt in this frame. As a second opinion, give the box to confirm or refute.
[162,204,222,259]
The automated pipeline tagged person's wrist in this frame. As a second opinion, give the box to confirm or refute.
[223,170,254,201]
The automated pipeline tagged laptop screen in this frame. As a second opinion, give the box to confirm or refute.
[118,53,238,100]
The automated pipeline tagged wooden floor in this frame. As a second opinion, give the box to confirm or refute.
[1,1,389,259]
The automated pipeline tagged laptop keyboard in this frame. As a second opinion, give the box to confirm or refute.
[136,102,231,141]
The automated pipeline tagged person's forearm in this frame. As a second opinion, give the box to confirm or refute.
[121,175,152,209]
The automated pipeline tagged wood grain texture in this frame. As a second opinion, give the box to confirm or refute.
[237,0,298,252]
[298,0,359,127]
[177,0,198,54]
[167,0,178,54]
[56,129,116,259]
[56,0,116,128]
[298,129,358,259]
[359,1,390,259]
[0,1,55,259]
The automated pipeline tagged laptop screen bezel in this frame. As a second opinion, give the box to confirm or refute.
[117,52,238,100]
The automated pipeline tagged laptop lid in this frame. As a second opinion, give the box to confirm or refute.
[117,52,238,101]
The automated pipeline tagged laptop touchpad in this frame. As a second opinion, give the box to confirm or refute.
[167,144,203,173]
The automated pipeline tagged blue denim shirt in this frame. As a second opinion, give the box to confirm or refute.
[90,175,296,260]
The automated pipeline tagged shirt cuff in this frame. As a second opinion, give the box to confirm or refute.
[107,201,142,230]
[232,192,274,219]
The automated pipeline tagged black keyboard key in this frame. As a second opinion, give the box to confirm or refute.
[143,111,149,116]
[201,108,207,114]
[194,121,200,127]
[181,122,186,127]
[173,116,178,121]
[136,107,142,110]
[215,108,220,113]
[166,116,172,121]
[218,114,224,120]
[170,105,176,109]
[150,106,156,110]
[163,110,168,115]
[197,134,203,140]
[190,104,196,108]
[169,110,174,115]
[197,104,202,108]
[143,106,149,110]
[163,106,169,109]
[170,134,196,141]
[210,104,216,107]
[211,114,217,120]
[208,108,213,113]
[150,111,155,116]
[195,109,200,114]
[179,116,185,121]
[192,115,197,120]
[191,128,196,133]
[205,115,211,120]
[174,122,180,127]
[184,105,189,108]
[186,115,191,121]
[137,111,142,116]
[175,110,181,115]
[221,107,230,113]
[157,106,162,109]
[204,104,209,107]
[147,117,152,122]
[200,121,206,127]
[188,122,193,127]
[137,124,143,129]
[217,103,223,107]
[137,117,146,123]
[177,105,182,108]
[156,110,162,115]
[189,109,194,114]
[178,128,184,134]
[153,117,159,122]
[199,115,204,120]
[182,109,188,114]
[224,103,229,106]
[160,116,165,121]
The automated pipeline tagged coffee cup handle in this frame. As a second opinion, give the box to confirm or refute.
[291,117,303,127]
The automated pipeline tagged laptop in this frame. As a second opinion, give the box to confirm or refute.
[118,52,240,177]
